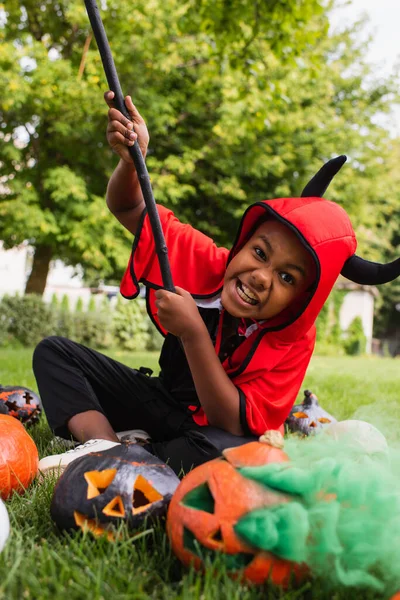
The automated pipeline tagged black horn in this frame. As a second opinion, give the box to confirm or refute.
[301,155,347,198]
[303,155,400,285]
[341,255,400,285]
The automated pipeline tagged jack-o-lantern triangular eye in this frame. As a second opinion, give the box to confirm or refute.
[84,469,117,499]
[180,482,215,513]
[132,474,163,514]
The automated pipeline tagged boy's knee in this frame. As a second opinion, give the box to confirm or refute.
[32,336,62,371]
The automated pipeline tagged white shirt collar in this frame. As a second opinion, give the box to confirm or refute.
[195,294,264,338]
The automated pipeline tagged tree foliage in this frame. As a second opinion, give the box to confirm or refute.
[0,0,399,300]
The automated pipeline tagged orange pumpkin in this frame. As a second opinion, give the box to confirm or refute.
[0,415,39,499]
[167,440,307,588]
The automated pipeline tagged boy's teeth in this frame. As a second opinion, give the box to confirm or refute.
[242,283,258,301]
[236,281,258,305]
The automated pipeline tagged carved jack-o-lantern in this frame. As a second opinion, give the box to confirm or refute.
[285,390,337,436]
[0,386,42,427]
[51,444,180,538]
[167,441,307,588]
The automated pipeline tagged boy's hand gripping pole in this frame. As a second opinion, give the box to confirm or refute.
[84,0,175,293]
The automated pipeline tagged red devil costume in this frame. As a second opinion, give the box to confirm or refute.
[33,157,400,475]
[120,156,399,438]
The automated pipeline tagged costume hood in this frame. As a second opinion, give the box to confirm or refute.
[121,194,356,344]
[227,196,356,343]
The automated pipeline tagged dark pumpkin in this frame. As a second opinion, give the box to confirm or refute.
[285,390,337,436]
[51,444,180,537]
[0,386,42,427]
[167,440,307,588]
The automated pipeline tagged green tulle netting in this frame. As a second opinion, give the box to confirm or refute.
[234,433,400,593]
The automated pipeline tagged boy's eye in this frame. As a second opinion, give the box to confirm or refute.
[254,247,266,260]
[280,272,295,285]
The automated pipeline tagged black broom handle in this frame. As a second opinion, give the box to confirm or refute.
[84,0,175,292]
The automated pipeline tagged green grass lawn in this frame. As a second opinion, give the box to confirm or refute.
[0,348,398,600]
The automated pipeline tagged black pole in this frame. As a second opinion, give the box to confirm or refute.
[84,0,175,292]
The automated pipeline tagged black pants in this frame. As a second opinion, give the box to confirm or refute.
[32,337,256,476]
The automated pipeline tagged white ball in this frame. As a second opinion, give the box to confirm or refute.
[325,420,388,455]
[0,498,10,552]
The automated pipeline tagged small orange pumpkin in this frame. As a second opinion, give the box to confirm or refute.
[0,415,39,499]
[167,440,307,588]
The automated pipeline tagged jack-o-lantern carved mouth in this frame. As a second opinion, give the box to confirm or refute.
[183,526,254,570]
[73,511,116,541]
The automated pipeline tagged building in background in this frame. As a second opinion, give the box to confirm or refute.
[336,277,379,354]
[0,243,119,308]
[0,242,29,296]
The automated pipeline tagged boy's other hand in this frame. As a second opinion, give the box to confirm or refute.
[104,91,149,164]
[154,287,204,340]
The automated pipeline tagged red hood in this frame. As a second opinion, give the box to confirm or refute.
[231,197,357,342]
[121,197,357,344]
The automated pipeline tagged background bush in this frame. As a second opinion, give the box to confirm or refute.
[315,291,367,356]
[0,293,160,351]
[72,311,114,349]
[112,296,150,352]
[0,294,57,347]
[342,316,367,356]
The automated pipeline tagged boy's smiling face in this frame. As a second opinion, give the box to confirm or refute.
[221,219,316,321]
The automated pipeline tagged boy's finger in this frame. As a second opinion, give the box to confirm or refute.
[108,120,136,138]
[125,96,143,121]
[109,131,137,150]
[104,90,115,108]
[155,289,173,300]
[174,286,190,297]
[105,93,142,127]
[108,108,133,129]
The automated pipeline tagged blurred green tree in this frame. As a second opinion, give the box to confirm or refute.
[369,139,400,337]
[0,0,398,297]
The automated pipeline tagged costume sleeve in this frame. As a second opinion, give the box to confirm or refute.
[120,205,229,298]
[236,333,315,436]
